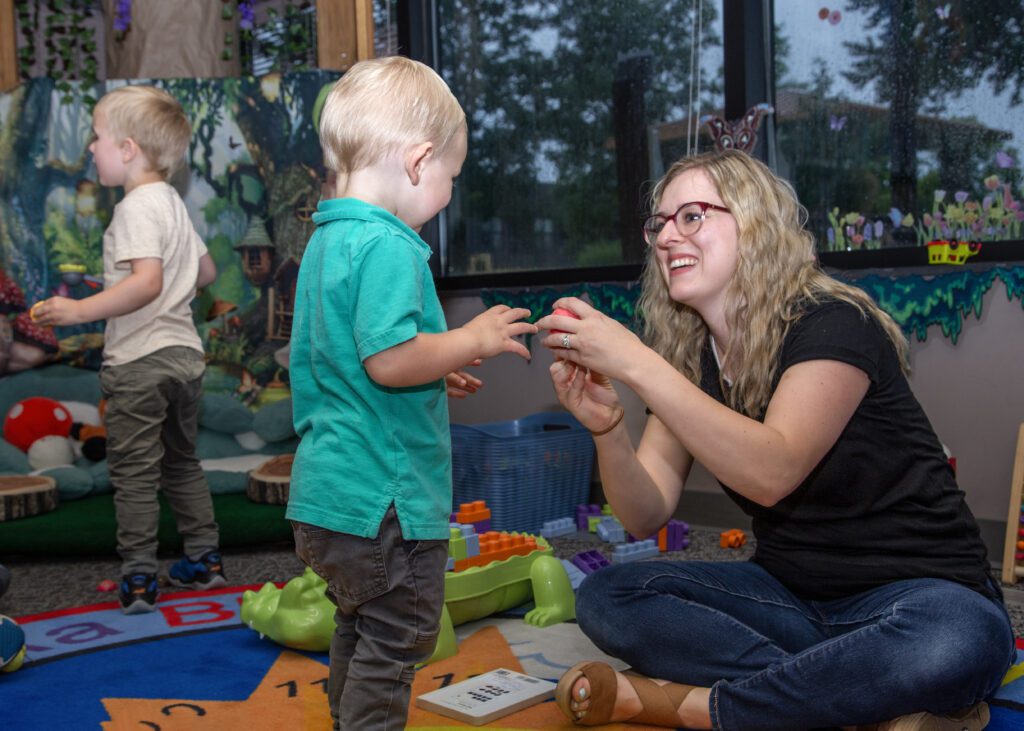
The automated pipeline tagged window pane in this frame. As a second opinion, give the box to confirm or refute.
[436,1,724,275]
[774,2,1024,251]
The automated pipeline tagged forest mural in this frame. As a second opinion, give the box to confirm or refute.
[0,70,336,403]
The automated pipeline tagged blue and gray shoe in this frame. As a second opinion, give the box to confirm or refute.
[168,550,227,590]
[119,573,159,615]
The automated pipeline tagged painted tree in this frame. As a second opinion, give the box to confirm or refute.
[842,0,1024,222]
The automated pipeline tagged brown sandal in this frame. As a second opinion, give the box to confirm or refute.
[555,660,695,727]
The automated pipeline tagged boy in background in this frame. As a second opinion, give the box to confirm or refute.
[33,85,224,614]
[287,56,536,729]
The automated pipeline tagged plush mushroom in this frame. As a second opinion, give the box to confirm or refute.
[3,396,73,453]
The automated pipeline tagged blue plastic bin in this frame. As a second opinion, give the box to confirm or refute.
[450,412,595,533]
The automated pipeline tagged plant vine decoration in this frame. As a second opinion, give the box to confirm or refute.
[15,0,100,106]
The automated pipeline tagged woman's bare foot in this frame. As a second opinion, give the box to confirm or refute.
[565,666,712,728]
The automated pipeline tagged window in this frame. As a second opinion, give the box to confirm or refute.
[774,2,1024,252]
[431,0,725,277]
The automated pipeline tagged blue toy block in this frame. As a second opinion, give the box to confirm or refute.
[560,558,587,591]
[541,517,577,538]
[571,549,610,575]
[596,517,626,543]
[611,539,659,564]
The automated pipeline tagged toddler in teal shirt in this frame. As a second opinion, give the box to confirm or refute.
[287,56,536,730]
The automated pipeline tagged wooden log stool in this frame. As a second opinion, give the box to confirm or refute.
[247,454,293,505]
[0,475,59,521]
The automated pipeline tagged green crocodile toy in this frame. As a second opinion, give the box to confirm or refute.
[240,532,576,663]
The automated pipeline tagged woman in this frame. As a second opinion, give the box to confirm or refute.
[536,150,1011,730]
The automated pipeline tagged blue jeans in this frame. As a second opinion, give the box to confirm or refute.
[574,560,1014,731]
[292,506,448,731]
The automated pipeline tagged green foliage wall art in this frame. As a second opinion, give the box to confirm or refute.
[0,71,336,393]
[483,267,1024,349]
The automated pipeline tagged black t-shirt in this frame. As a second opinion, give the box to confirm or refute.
[700,299,995,601]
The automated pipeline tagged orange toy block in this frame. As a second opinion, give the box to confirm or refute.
[453,531,540,571]
[454,500,492,524]
[720,528,746,549]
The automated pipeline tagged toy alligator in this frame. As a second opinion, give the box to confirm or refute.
[240,531,575,663]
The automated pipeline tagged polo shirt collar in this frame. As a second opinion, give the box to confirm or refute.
[313,197,431,259]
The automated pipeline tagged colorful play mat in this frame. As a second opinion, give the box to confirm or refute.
[1,585,1022,730]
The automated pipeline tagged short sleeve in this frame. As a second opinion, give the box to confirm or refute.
[781,300,885,384]
[351,234,426,362]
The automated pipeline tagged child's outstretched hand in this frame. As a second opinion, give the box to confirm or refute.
[30,297,82,327]
[463,305,537,361]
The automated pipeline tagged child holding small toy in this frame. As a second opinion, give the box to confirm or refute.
[287,56,536,730]
[32,85,224,615]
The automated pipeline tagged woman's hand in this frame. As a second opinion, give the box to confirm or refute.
[549,359,622,434]
[535,297,647,386]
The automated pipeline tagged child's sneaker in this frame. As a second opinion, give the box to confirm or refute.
[119,574,159,614]
[168,550,227,590]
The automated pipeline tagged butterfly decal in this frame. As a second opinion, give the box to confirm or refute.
[829,114,847,131]
[700,103,774,153]
[935,4,951,20]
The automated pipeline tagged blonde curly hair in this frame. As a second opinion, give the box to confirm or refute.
[638,150,909,418]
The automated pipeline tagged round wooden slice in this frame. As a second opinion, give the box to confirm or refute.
[0,475,59,521]
[247,453,293,505]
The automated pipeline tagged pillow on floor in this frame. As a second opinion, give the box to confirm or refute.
[0,438,30,474]
[252,398,296,443]
[199,394,255,434]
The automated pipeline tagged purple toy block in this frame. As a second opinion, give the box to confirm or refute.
[571,549,610,575]
[664,519,690,551]
[576,504,602,532]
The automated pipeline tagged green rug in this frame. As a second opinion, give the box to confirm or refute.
[0,493,290,555]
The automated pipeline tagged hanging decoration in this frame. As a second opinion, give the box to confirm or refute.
[700,103,775,153]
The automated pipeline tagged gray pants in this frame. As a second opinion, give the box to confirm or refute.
[101,346,219,575]
[292,507,448,731]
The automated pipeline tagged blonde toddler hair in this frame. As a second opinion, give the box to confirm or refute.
[319,56,466,174]
[94,85,191,178]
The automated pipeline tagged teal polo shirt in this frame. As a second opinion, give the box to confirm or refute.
[286,198,452,540]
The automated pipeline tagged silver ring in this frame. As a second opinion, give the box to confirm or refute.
[561,333,571,349]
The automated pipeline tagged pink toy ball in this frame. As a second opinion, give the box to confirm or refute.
[551,307,581,335]
[97,579,118,593]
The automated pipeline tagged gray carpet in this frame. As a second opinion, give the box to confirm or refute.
[2,524,1023,637]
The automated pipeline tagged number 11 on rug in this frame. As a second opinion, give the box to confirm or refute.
[415,668,557,726]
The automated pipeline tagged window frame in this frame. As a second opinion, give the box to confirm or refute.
[397,0,1023,291]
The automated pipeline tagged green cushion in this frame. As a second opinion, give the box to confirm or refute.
[89,460,112,495]
[0,365,102,422]
[252,398,296,443]
[0,439,30,473]
[40,465,94,501]
[199,393,255,434]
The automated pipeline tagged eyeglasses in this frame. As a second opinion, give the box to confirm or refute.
[642,201,731,246]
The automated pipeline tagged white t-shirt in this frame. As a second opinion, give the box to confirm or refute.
[101,181,206,366]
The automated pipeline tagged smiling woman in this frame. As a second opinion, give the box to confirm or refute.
[531,148,1011,731]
